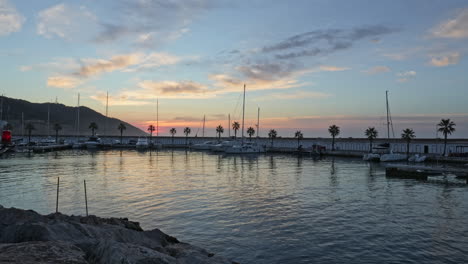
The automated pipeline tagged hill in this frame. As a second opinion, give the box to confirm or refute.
[0,96,146,137]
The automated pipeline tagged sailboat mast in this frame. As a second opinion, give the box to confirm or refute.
[156,99,159,137]
[241,84,246,144]
[47,103,50,137]
[257,107,260,138]
[202,115,205,137]
[386,90,390,140]
[77,93,80,137]
[105,91,109,137]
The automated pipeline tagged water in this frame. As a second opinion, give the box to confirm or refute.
[1,150,467,263]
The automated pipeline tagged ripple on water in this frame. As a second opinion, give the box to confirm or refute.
[1,150,468,264]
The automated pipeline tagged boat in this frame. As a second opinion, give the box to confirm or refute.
[210,140,238,152]
[225,142,264,154]
[224,84,263,154]
[136,137,149,149]
[192,141,217,150]
[363,91,406,162]
[408,154,427,163]
[84,136,101,149]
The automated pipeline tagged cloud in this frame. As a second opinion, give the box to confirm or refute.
[431,8,468,39]
[0,0,25,36]
[37,3,97,40]
[76,53,142,77]
[95,0,223,45]
[90,92,150,106]
[125,52,182,72]
[363,66,391,74]
[265,91,331,100]
[317,65,349,72]
[397,71,416,82]
[429,52,461,67]
[47,76,82,89]
[20,58,80,72]
[262,25,398,59]
[137,80,210,96]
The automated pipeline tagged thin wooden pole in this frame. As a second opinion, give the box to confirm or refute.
[56,177,59,213]
[84,180,88,216]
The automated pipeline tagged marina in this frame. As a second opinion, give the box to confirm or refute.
[1,149,467,263]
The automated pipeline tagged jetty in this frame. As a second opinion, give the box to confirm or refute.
[31,144,71,153]
[385,164,468,183]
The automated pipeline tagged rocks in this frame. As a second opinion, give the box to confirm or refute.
[0,205,234,264]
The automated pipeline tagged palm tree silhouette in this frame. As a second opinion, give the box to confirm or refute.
[268,129,277,147]
[401,128,415,157]
[247,127,255,141]
[25,123,35,145]
[437,119,456,156]
[89,122,98,136]
[328,125,340,151]
[170,128,177,145]
[53,123,62,144]
[232,122,240,139]
[294,130,303,149]
[118,123,126,144]
[147,125,155,144]
[365,127,378,153]
[183,127,191,145]
[216,125,224,140]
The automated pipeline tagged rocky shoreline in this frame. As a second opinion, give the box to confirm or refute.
[0,205,236,264]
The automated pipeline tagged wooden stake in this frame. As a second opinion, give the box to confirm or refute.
[84,180,88,216]
[56,177,59,213]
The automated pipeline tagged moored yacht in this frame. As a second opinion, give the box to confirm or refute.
[192,141,217,150]
[84,136,101,149]
[136,137,149,149]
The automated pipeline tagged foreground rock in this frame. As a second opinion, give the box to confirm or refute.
[0,205,235,264]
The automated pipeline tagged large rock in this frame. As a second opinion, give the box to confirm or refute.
[0,205,234,264]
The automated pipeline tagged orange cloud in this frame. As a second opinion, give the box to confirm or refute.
[429,52,460,67]
[47,76,82,89]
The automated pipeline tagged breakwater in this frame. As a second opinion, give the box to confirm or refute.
[0,205,234,264]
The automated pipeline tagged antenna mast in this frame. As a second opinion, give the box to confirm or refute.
[241,84,246,144]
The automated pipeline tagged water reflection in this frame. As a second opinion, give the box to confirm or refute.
[0,150,467,264]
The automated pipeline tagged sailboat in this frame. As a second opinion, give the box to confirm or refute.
[225,84,264,154]
[363,91,406,162]
[152,99,163,149]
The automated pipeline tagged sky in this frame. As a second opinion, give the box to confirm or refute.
[0,0,467,138]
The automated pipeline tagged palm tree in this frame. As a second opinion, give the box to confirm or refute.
[328,125,340,151]
[89,122,98,136]
[216,125,224,140]
[401,128,415,157]
[25,123,35,145]
[268,129,277,147]
[183,127,191,145]
[170,128,177,145]
[118,123,126,144]
[437,118,456,156]
[294,130,303,148]
[365,127,378,153]
[247,126,255,141]
[232,121,240,139]
[147,125,155,144]
[53,123,62,143]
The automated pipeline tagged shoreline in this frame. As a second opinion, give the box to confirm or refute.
[0,205,236,264]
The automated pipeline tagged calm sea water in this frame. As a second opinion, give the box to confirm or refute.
[1,150,467,263]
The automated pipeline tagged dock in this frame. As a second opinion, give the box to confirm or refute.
[385,164,468,183]
[32,144,71,153]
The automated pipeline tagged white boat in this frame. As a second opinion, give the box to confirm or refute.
[210,140,238,152]
[363,153,381,161]
[192,141,217,150]
[85,136,101,149]
[151,140,163,149]
[408,154,427,163]
[136,137,149,149]
[224,84,264,154]
[225,142,264,154]
[380,153,407,162]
